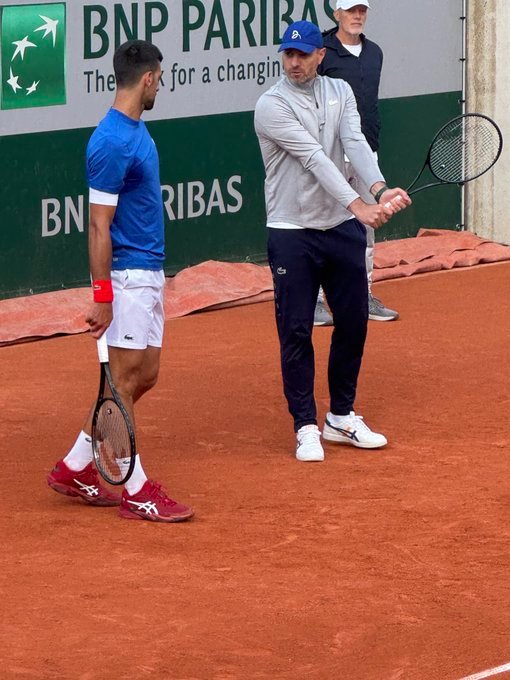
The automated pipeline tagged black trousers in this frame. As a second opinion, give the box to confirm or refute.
[267,219,368,432]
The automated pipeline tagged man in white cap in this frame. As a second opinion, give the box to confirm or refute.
[314,1,400,325]
[254,21,411,462]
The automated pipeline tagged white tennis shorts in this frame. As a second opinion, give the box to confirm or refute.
[106,269,165,350]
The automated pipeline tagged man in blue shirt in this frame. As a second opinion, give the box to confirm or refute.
[48,40,194,523]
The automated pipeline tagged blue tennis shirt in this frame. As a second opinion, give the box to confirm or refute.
[86,108,165,271]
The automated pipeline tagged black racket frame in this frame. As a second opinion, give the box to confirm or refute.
[91,361,136,486]
[406,113,503,196]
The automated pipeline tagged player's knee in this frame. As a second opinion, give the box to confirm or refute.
[114,370,140,400]
[136,364,159,396]
[141,370,158,393]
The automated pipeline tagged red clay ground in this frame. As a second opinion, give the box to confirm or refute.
[1,263,510,680]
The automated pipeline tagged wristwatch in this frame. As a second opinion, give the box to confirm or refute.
[373,185,388,204]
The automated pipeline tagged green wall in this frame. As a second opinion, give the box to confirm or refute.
[153,112,267,272]
[378,90,463,239]
[0,90,461,299]
[0,113,267,299]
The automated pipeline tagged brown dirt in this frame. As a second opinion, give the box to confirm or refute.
[1,263,510,680]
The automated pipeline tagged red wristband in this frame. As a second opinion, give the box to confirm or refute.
[92,279,113,303]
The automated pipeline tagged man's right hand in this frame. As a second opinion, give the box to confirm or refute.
[85,302,113,339]
[348,197,394,229]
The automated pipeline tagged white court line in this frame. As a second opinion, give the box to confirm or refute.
[459,662,510,680]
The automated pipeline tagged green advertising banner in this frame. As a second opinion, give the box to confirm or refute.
[0,111,268,298]
[0,91,461,299]
[0,0,463,299]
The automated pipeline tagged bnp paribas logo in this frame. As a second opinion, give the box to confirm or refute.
[1,3,66,110]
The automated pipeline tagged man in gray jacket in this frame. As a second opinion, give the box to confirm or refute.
[254,20,410,462]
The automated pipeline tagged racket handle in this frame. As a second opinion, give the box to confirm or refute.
[384,196,404,208]
[96,333,109,364]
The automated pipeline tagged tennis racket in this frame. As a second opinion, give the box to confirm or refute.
[91,334,136,485]
[406,113,503,196]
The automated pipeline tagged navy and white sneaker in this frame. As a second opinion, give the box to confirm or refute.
[323,411,387,449]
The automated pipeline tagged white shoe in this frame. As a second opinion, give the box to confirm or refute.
[296,425,324,462]
[323,411,387,449]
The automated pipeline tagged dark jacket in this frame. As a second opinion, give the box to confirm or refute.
[318,27,383,152]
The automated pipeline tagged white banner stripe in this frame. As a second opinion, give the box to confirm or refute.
[1,0,462,137]
[459,662,510,680]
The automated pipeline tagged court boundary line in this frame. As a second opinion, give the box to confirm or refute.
[459,661,510,680]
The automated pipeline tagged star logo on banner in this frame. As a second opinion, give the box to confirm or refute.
[7,68,22,93]
[1,4,66,111]
[35,15,59,47]
[11,36,36,61]
[26,80,40,95]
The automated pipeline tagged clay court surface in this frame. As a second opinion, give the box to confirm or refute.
[2,263,510,680]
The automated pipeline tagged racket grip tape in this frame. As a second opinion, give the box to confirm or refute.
[96,334,109,363]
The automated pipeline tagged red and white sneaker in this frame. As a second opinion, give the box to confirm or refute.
[119,480,194,523]
[47,460,121,506]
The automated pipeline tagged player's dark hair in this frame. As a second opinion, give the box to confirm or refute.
[113,40,163,88]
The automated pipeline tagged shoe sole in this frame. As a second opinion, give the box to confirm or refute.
[322,428,387,449]
[118,507,194,522]
[296,453,324,462]
[368,314,399,322]
[47,478,121,507]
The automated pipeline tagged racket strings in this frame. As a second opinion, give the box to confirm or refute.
[94,399,133,483]
[430,118,501,183]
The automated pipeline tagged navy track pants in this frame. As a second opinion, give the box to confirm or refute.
[267,219,368,432]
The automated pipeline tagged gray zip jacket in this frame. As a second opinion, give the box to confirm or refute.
[254,74,385,229]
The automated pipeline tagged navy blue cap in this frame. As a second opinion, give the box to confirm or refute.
[278,21,324,54]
